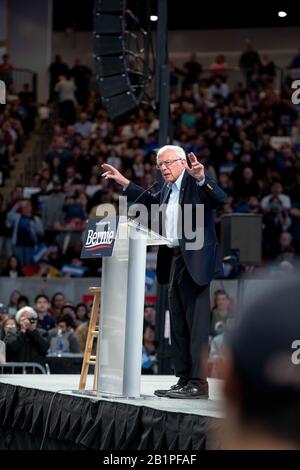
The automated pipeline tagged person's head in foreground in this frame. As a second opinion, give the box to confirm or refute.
[222,275,300,449]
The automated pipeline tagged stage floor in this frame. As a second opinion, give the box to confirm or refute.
[0,375,224,419]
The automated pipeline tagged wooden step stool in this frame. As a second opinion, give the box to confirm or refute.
[79,287,101,391]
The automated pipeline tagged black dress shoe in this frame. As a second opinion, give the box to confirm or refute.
[166,384,209,399]
[154,381,187,397]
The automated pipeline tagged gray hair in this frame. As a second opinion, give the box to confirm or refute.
[156,145,186,163]
[15,306,38,324]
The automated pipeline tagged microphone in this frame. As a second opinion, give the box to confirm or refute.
[129,181,158,206]
[126,180,158,228]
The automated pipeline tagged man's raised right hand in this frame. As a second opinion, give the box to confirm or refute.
[101,163,130,188]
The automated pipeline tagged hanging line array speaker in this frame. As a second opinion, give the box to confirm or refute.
[93,0,138,120]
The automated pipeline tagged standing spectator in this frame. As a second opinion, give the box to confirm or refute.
[0,54,13,87]
[7,199,44,266]
[35,294,56,332]
[239,40,261,86]
[288,48,300,69]
[18,83,36,134]
[142,323,157,374]
[259,54,276,82]
[210,289,232,336]
[277,231,295,263]
[49,55,69,101]
[71,58,91,108]
[54,75,77,125]
[209,316,235,378]
[5,306,49,366]
[263,197,291,259]
[182,53,202,86]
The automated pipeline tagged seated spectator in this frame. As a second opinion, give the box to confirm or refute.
[0,317,17,362]
[5,306,49,365]
[42,178,65,239]
[53,194,86,250]
[75,303,89,326]
[35,294,56,332]
[0,304,9,338]
[30,177,50,216]
[261,182,291,211]
[1,316,17,343]
[49,314,81,354]
[1,255,23,277]
[49,292,66,320]
[29,258,61,278]
[74,112,93,138]
[17,295,29,310]
[75,308,92,353]
[209,316,235,378]
[60,302,77,325]
[207,76,229,101]
[7,290,21,317]
[144,304,156,326]
[45,136,72,166]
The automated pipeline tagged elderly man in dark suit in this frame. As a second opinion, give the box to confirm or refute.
[101,145,227,399]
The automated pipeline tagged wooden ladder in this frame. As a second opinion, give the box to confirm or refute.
[79,287,101,391]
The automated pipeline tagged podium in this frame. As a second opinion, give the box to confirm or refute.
[81,216,169,398]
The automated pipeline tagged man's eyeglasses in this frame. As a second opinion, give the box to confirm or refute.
[156,159,182,170]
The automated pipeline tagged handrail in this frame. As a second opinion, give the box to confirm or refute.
[0,362,48,374]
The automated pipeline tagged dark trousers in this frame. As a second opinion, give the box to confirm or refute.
[168,251,210,385]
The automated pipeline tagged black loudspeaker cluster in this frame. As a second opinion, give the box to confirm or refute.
[221,213,263,266]
[93,0,138,120]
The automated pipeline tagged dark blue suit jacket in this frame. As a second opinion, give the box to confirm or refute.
[124,171,227,286]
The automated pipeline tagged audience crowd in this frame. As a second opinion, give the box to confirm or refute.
[1,43,300,374]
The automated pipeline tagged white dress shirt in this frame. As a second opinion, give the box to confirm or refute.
[165,170,205,247]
